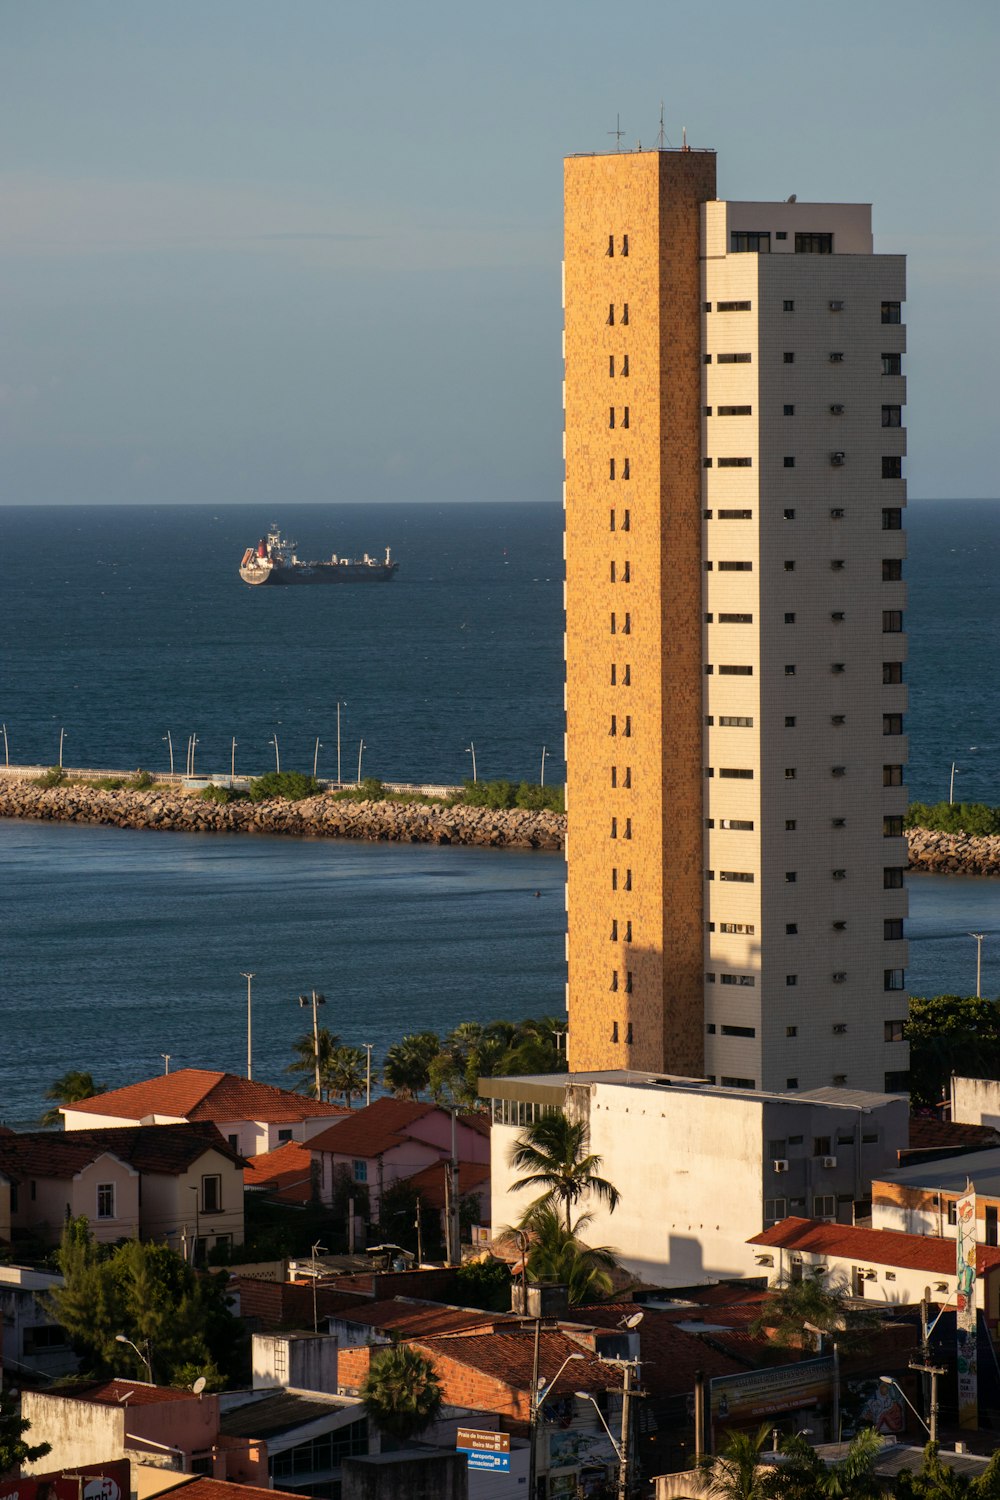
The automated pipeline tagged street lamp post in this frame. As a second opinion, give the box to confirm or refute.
[950,762,959,804]
[269,734,280,774]
[298,990,327,1098]
[880,1366,945,1445]
[242,972,255,1079]
[313,737,322,779]
[188,1185,200,1264]
[363,1042,373,1107]
[969,932,986,999]
[163,731,174,775]
[1,723,7,767]
[465,741,477,783]
[540,745,548,787]
[310,1241,328,1334]
[576,1361,641,1500]
[336,702,342,786]
[59,727,66,768]
[231,737,238,785]
[115,1332,153,1382]
[357,739,366,785]
[529,1350,584,1500]
[161,1054,171,1074]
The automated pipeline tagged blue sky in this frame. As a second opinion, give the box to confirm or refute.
[1,0,995,504]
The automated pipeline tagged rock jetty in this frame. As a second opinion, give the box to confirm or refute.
[906,826,1000,878]
[0,780,565,851]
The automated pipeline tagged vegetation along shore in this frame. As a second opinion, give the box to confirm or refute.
[1,776,999,869]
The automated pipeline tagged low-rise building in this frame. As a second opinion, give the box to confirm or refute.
[747,1216,1000,1318]
[217,1389,369,1497]
[483,1071,908,1285]
[0,1265,76,1380]
[872,1148,1000,1248]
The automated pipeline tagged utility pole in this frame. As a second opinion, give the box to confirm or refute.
[415,1195,423,1264]
[443,1160,453,1264]
[59,727,66,768]
[970,932,985,999]
[231,737,237,785]
[1,723,8,768]
[950,761,958,804]
[336,702,342,785]
[617,1360,635,1500]
[909,1359,946,1444]
[357,738,366,784]
[162,731,173,775]
[527,1313,541,1500]
[693,1369,705,1464]
[242,972,255,1079]
[449,1109,460,1265]
[363,1042,373,1107]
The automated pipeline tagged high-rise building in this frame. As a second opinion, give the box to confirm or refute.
[564,148,909,1095]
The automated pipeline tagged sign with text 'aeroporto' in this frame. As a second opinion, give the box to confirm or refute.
[456,1427,511,1472]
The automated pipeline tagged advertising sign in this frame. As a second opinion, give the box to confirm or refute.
[956,1188,978,1430]
[457,1427,510,1472]
[710,1356,835,1432]
[0,1462,130,1500]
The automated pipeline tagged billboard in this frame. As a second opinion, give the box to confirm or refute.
[710,1356,835,1433]
[956,1188,978,1430]
[0,1462,130,1500]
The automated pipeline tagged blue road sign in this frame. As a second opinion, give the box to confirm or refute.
[465,1451,511,1472]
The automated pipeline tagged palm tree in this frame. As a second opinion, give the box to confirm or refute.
[778,1427,885,1500]
[518,1204,619,1306]
[286,1026,341,1099]
[41,1070,106,1127]
[749,1271,876,1351]
[359,1344,443,1445]
[383,1033,440,1100]
[509,1109,620,1231]
[328,1046,368,1108]
[698,1423,785,1500]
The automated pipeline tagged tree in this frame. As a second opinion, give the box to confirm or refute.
[905,995,1000,1110]
[328,1045,370,1108]
[41,1069,106,1127]
[896,1443,1000,1499]
[49,1218,245,1389]
[698,1422,785,1500]
[509,1109,620,1231]
[519,1204,618,1306]
[360,1344,443,1445]
[748,1271,876,1352]
[0,1388,51,1477]
[287,1025,342,1100]
[778,1427,884,1499]
[454,1257,513,1312]
[383,1033,440,1099]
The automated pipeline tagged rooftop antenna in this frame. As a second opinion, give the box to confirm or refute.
[682,125,688,152]
[161,1053,171,1074]
[608,113,625,152]
[657,102,669,151]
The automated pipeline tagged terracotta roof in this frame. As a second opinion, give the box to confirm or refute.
[907,1117,1000,1152]
[332,1297,516,1339]
[66,1069,349,1125]
[244,1141,314,1203]
[405,1159,490,1210]
[749,1216,1000,1275]
[307,1097,440,1157]
[0,1125,243,1182]
[71,1380,201,1406]
[457,1112,491,1137]
[414,1328,623,1394]
[571,1304,749,1392]
[172,1480,302,1500]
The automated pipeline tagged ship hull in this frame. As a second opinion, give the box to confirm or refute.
[239,563,398,586]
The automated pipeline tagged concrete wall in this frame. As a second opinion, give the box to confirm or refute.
[952,1078,1000,1130]
[0,1266,76,1380]
[342,1452,468,1500]
[252,1333,339,1392]
[23,1394,125,1472]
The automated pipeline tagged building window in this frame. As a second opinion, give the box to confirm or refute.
[783,405,795,417]
[731,231,770,253]
[883,715,904,736]
[882,508,903,531]
[720,817,754,830]
[721,1076,756,1088]
[796,232,833,253]
[784,560,795,571]
[609,458,616,481]
[625,1022,633,1043]
[783,510,795,521]
[883,867,905,889]
[719,612,753,622]
[783,456,795,468]
[621,303,629,325]
[610,970,619,992]
[717,354,753,366]
[882,456,903,479]
[721,975,756,988]
[783,352,795,364]
[883,764,904,787]
[786,924,798,935]
[784,768,796,779]
[785,717,796,728]
[621,234,629,256]
[884,969,906,990]
[881,301,902,324]
[227,1133,239,1149]
[882,352,902,375]
[786,1026,798,1037]
[787,1078,798,1090]
[719,665,753,676]
[882,405,903,428]
[277,1127,293,1142]
[718,510,753,520]
[882,663,903,689]
[764,1199,787,1223]
[882,558,903,582]
[609,407,616,429]
[611,1022,619,1043]
[719,870,754,883]
[883,816,904,836]
[882,611,903,633]
[719,768,754,779]
[722,1023,756,1036]
[784,663,796,674]
[885,918,904,940]
[719,715,754,727]
[783,299,794,312]
[97,1183,116,1220]
[885,1070,910,1092]
[718,405,752,416]
[622,356,629,377]
[786,974,798,986]
[717,300,752,312]
[353,1159,368,1183]
[947,1201,958,1227]
[718,560,753,572]
[202,1174,222,1213]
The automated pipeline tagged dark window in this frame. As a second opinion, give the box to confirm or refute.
[717,353,753,365]
[783,456,795,468]
[884,816,904,837]
[731,231,770,253]
[783,509,795,520]
[884,968,906,990]
[717,301,752,311]
[883,764,904,787]
[883,715,904,735]
[885,1070,910,1092]
[719,768,754,780]
[883,610,903,633]
[719,664,753,676]
[718,456,753,467]
[783,299,794,311]
[796,232,833,253]
[785,717,796,727]
[885,919,904,940]
[882,507,903,531]
[881,301,902,324]
[882,352,902,375]
[783,405,795,416]
[882,558,903,581]
[785,871,797,884]
[718,510,753,519]
[719,560,753,571]
[722,1024,756,1037]
[719,870,754,882]
[718,405,753,416]
[882,405,902,427]
[202,1174,222,1213]
[882,456,903,479]
[783,352,795,364]
[883,867,905,889]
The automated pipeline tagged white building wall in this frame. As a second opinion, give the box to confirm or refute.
[952,1078,1000,1130]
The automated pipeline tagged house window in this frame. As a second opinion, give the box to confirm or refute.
[277,1128,293,1142]
[882,352,902,375]
[796,232,833,253]
[227,1134,239,1150]
[947,1201,958,1227]
[731,231,770,253]
[202,1174,222,1214]
[987,1207,999,1248]
[352,1159,368,1183]
[881,301,902,324]
[97,1183,116,1220]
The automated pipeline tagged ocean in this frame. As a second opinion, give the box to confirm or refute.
[1,499,998,1129]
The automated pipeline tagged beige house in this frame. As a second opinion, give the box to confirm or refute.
[0,1125,244,1258]
[62,1068,349,1157]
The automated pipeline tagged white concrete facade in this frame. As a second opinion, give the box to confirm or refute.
[700,198,909,1095]
[484,1071,907,1286]
[951,1077,1000,1130]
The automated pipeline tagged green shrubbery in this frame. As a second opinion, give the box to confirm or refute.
[199,784,248,805]
[332,777,389,803]
[248,771,322,803]
[34,766,65,787]
[907,801,1000,836]
[461,779,564,813]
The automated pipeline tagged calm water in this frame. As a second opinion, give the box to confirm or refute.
[1,499,999,1127]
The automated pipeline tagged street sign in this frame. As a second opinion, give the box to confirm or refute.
[456,1427,510,1454]
[467,1451,512,1473]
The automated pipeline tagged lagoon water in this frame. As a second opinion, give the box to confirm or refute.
[1,499,999,1127]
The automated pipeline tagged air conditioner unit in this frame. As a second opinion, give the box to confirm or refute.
[833,920,847,931]
[830,403,845,414]
[830,352,844,363]
[832,817,846,828]
[823,1155,838,1168]
[865,1269,877,1281]
[831,715,846,725]
[832,869,847,879]
[830,507,845,517]
[833,975,847,986]
[773,1159,789,1173]
[831,611,845,621]
[831,451,846,465]
[832,765,846,776]
[829,300,844,311]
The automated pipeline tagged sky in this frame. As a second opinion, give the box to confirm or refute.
[0,0,995,506]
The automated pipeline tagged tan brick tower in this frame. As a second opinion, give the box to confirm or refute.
[564,149,718,1074]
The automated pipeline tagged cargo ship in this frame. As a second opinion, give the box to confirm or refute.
[239,527,398,586]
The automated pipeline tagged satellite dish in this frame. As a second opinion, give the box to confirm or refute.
[623,1311,644,1329]
[192,1376,207,1395]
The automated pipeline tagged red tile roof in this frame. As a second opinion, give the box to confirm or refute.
[244,1141,315,1203]
[749,1216,1000,1275]
[405,1159,490,1210]
[66,1069,349,1125]
[907,1117,1000,1152]
[414,1329,623,1394]
[172,1480,302,1500]
[0,1134,127,1182]
[307,1097,440,1157]
[71,1380,201,1406]
[0,1125,243,1182]
[570,1304,750,1392]
[332,1298,516,1339]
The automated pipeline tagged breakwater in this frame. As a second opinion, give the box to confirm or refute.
[906,827,1000,878]
[0,779,564,851]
